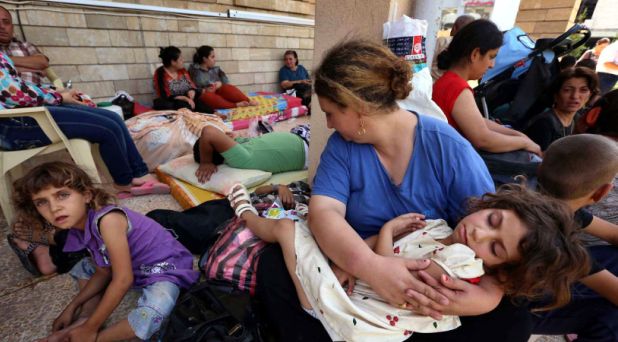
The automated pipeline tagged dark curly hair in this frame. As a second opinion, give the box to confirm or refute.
[12,161,114,222]
[314,39,412,114]
[467,184,590,311]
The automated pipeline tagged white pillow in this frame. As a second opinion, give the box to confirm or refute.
[158,154,272,194]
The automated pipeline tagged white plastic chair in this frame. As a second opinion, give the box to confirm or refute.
[0,106,108,224]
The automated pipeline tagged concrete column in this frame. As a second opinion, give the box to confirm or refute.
[308,0,414,182]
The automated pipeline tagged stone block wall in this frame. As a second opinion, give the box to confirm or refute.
[515,0,581,39]
[5,0,314,104]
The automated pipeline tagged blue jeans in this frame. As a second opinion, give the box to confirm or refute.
[70,258,180,340]
[0,104,148,185]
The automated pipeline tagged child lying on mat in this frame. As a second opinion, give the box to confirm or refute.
[193,124,310,182]
[227,183,589,342]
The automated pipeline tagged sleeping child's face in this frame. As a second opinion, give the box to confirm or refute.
[451,209,527,267]
[31,186,92,230]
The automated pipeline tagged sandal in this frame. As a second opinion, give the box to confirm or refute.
[130,180,170,196]
[7,234,41,276]
[227,183,258,218]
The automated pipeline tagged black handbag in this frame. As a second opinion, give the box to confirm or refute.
[146,199,235,255]
[162,282,261,342]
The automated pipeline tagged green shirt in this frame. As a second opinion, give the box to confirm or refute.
[221,132,306,173]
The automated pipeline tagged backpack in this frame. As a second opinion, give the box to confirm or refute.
[162,281,262,342]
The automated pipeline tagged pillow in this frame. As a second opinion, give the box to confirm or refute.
[158,154,272,194]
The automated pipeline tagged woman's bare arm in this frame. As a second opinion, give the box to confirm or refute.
[309,196,448,318]
[452,89,540,155]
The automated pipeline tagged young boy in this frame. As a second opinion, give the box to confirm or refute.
[538,134,618,247]
[534,134,618,339]
[192,124,309,183]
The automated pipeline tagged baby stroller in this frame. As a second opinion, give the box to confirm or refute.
[475,24,591,130]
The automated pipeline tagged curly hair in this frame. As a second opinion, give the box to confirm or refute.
[314,39,412,114]
[467,184,590,311]
[12,161,114,222]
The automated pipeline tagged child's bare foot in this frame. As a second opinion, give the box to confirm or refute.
[236,101,250,107]
[249,100,259,106]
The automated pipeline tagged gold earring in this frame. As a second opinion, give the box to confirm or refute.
[357,118,366,136]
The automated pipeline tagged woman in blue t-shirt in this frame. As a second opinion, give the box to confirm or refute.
[255,40,552,342]
[279,50,312,106]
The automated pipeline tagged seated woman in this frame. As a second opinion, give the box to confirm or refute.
[256,39,534,342]
[278,50,312,106]
[432,19,541,156]
[153,46,211,113]
[189,45,256,110]
[192,124,310,183]
[0,52,168,274]
[229,182,588,341]
[524,67,599,150]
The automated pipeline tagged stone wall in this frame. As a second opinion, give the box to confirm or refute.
[515,0,581,39]
[5,0,315,104]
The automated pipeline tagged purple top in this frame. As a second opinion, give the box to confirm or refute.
[64,206,198,289]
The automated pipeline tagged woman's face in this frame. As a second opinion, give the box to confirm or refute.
[204,51,216,68]
[555,77,591,113]
[470,48,499,80]
[171,55,184,70]
[284,54,297,69]
[451,209,526,267]
[318,96,361,141]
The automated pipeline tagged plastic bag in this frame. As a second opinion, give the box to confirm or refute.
[384,15,446,121]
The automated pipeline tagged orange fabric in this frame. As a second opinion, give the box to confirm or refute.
[200,84,250,109]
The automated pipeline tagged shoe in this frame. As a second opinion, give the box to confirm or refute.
[7,234,41,276]
[130,181,170,196]
[227,183,258,217]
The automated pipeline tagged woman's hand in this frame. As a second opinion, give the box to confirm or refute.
[214,81,223,90]
[195,162,218,183]
[60,89,85,105]
[277,185,295,209]
[524,139,542,157]
[364,256,448,319]
[382,213,426,237]
[52,303,78,331]
[413,271,503,316]
[175,96,195,110]
[332,262,356,295]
